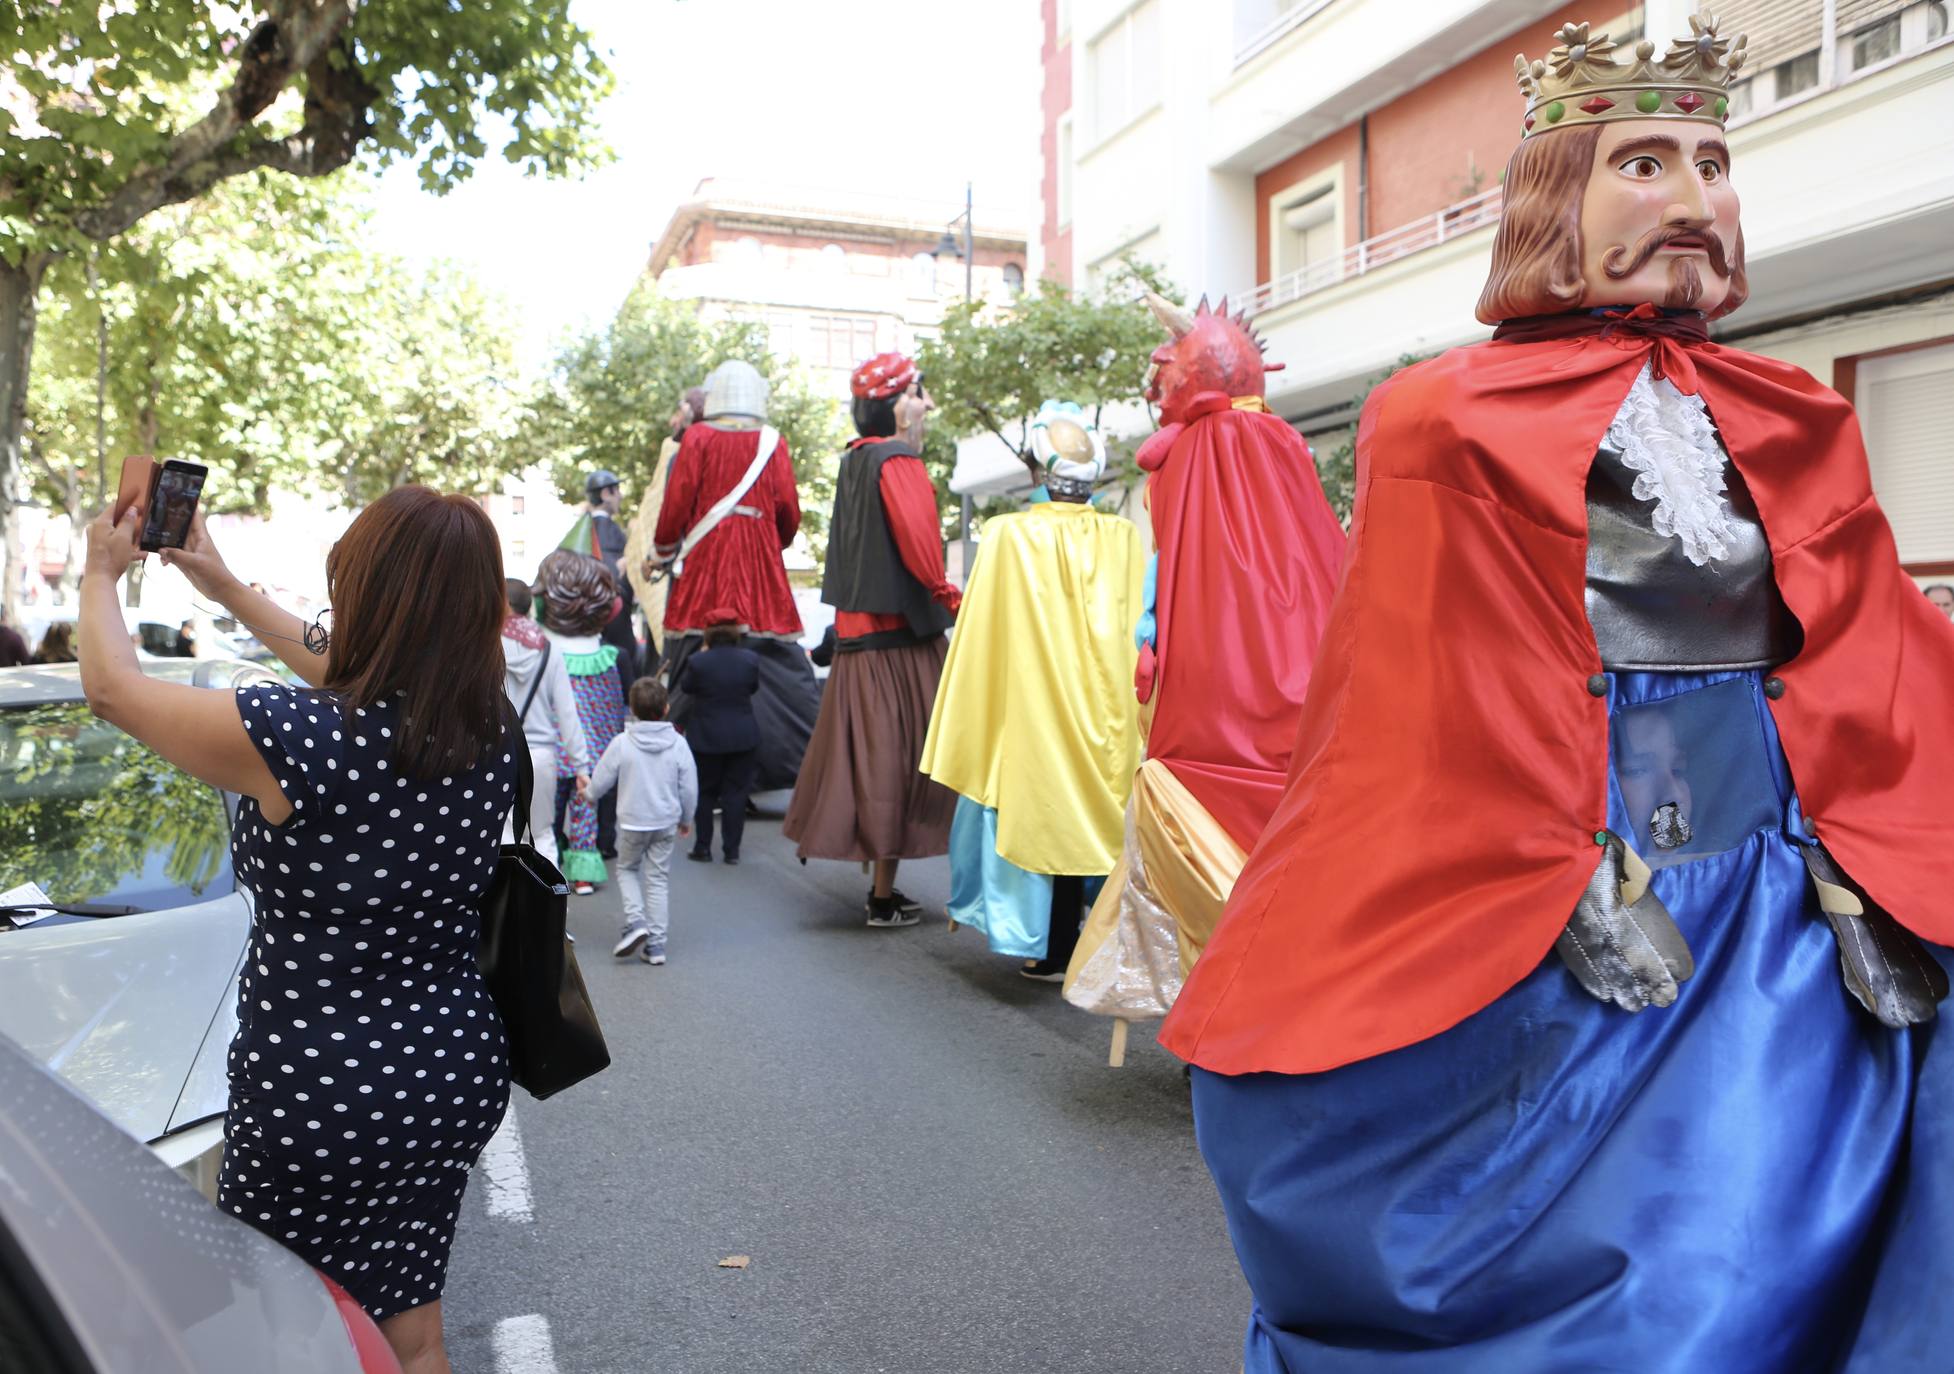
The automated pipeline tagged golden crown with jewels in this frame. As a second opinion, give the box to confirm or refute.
[1514,12,1748,137]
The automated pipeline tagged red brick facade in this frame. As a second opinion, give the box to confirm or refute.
[1253,5,1610,284]
[1038,0,1074,286]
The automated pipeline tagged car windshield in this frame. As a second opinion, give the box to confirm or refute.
[0,702,232,910]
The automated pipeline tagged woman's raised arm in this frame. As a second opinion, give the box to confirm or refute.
[79,506,291,823]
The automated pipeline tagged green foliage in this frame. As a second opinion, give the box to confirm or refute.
[918,259,1177,467]
[521,283,848,551]
[1313,352,1431,523]
[1,0,613,261]
[25,171,531,527]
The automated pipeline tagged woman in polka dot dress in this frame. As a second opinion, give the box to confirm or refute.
[78,485,516,1374]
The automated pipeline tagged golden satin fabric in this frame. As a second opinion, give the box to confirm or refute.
[1063,759,1248,1019]
[920,503,1145,877]
[623,437,680,642]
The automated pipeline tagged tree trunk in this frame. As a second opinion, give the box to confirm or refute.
[0,254,51,628]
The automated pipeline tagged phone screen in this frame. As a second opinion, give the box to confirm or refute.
[142,461,207,551]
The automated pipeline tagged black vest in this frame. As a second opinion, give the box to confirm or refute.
[821,439,954,642]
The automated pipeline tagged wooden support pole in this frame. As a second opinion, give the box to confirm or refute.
[1108,1018,1130,1068]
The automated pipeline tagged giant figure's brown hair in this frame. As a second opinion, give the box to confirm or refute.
[1477,124,1749,324]
[324,485,508,780]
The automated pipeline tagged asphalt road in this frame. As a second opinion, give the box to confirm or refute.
[441,807,1251,1374]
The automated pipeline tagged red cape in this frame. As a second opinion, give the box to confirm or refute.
[1159,335,1954,1075]
[1139,394,1345,851]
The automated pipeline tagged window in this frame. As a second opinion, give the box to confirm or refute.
[1772,49,1820,99]
[1055,116,1074,227]
[909,251,938,297]
[1851,15,1903,66]
[819,243,847,273]
[806,315,881,369]
[1859,342,1954,565]
[1269,176,1340,288]
[1234,0,1319,56]
[511,495,526,516]
[1088,1,1161,142]
[0,702,232,910]
[1002,263,1025,297]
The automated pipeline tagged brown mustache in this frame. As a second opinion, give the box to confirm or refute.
[1603,224,1732,280]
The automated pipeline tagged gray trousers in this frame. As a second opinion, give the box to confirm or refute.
[616,826,678,951]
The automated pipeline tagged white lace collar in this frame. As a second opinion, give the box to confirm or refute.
[1603,363,1739,567]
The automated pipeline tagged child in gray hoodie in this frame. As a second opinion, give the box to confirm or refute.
[590,678,698,964]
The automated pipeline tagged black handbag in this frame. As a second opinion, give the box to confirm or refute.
[479,708,611,1099]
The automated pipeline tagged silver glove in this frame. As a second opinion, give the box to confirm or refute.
[1556,830,1694,1012]
[1801,841,1947,1029]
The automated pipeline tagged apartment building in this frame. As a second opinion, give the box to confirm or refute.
[1042,0,1954,579]
[645,178,1028,390]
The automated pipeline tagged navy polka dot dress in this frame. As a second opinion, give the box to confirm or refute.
[217,684,516,1320]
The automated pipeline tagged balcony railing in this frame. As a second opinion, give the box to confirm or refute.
[1240,184,1503,317]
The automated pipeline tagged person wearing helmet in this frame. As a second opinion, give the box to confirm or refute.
[585,466,639,682]
[652,359,820,793]
[784,351,960,927]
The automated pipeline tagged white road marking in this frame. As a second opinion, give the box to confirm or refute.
[479,1108,535,1222]
[493,1314,561,1374]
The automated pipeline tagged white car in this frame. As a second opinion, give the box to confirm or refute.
[0,659,276,1192]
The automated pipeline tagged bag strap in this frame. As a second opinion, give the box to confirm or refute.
[502,698,536,845]
[517,640,550,723]
[669,425,778,578]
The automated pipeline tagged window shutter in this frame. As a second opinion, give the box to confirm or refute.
[1860,344,1954,566]
[1714,0,1825,70]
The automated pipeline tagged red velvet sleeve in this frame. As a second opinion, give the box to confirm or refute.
[653,438,699,555]
[878,456,960,611]
[770,436,801,549]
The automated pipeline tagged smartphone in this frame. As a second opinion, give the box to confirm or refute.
[139,459,207,552]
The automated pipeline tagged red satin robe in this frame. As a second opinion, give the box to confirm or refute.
[1159,334,1954,1075]
[654,425,802,637]
[1138,393,1346,851]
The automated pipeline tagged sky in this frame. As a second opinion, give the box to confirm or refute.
[366,0,1042,373]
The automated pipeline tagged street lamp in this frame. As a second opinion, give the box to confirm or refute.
[936,182,976,578]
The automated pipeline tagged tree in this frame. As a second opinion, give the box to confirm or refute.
[522,284,847,552]
[24,171,532,589]
[1,0,612,613]
[918,261,1175,468]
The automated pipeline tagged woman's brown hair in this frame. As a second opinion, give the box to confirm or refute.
[1478,124,1749,324]
[324,486,507,780]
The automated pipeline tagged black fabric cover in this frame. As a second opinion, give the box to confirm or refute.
[661,632,819,791]
[820,439,955,641]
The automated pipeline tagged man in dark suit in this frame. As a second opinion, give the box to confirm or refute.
[674,608,763,864]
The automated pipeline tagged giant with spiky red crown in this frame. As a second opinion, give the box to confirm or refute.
[1063,290,1344,1023]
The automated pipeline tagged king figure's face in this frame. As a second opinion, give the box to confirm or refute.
[1579,119,1741,313]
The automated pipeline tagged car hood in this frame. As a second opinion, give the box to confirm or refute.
[0,1032,363,1374]
[0,895,247,1144]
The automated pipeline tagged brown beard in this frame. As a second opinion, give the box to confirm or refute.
[1602,223,1732,285]
[1665,257,1703,309]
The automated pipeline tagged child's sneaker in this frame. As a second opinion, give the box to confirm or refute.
[642,946,666,965]
[573,880,598,897]
[613,926,649,960]
[865,894,920,928]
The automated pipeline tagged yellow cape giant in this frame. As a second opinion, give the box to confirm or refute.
[920,502,1147,876]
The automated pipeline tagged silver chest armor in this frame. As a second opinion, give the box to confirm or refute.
[1584,443,1802,671]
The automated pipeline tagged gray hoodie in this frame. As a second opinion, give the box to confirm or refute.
[503,634,590,772]
[590,720,698,832]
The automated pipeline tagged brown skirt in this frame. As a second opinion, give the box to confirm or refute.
[783,637,956,862]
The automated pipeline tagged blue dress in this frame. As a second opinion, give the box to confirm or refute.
[1192,669,1954,1372]
[219,685,515,1320]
